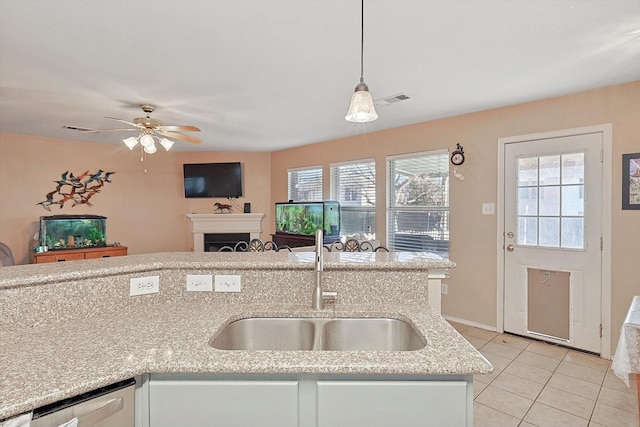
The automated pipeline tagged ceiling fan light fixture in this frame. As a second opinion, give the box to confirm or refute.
[122,136,139,150]
[159,138,175,151]
[139,134,155,148]
[143,143,157,154]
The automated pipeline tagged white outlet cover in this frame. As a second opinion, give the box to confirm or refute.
[130,276,160,296]
[214,275,241,292]
[482,203,495,215]
[187,274,213,291]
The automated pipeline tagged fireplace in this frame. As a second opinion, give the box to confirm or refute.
[187,213,264,252]
[204,233,250,252]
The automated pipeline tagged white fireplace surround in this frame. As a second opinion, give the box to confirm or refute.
[187,213,265,252]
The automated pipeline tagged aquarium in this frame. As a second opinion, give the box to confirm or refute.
[39,214,107,250]
[275,201,340,237]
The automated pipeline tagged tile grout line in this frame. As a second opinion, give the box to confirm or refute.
[586,359,610,424]
[517,340,559,427]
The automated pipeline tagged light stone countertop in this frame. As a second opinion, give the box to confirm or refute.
[0,251,490,420]
[0,251,456,289]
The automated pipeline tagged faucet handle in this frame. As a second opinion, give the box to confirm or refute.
[322,291,337,305]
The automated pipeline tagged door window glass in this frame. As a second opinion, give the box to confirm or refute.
[516,151,585,249]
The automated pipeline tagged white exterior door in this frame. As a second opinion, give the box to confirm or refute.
[503,131,603,353]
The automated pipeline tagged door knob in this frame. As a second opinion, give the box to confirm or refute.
[506,244,515,252]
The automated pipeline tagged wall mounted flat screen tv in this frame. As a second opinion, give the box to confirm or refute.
[183,162,243,198]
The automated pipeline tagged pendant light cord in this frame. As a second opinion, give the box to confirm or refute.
[360,0,364,81]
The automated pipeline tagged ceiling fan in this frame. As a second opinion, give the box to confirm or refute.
[65,104,202,153]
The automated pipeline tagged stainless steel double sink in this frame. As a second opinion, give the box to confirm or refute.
[209,317,426,351]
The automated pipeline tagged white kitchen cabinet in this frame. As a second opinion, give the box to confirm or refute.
[145,375,473,427]
[317,380,469,427]
[148,379,299,427]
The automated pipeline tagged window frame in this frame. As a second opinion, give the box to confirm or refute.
[329,158,376,238]
[386,149,450,254]
[287,165,323,202]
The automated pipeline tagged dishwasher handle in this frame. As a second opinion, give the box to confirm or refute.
[77,397,123,427]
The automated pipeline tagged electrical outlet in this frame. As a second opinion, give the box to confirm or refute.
[214,275,241,292]
[441,283,448,295]
[187,274,213,291]
[130,276,160,296]
[482,203,495,215]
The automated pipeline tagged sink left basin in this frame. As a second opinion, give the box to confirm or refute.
[209,318,316,350]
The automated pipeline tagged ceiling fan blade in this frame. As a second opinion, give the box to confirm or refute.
[159,130,202,144]
[64,125,99,132]
[65,125,139,133]
[158,125,201,132]
[105,117,140,127]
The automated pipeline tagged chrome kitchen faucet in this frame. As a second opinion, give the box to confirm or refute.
[312,229,336,310]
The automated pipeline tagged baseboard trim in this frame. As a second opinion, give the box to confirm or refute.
[442,315,497,332]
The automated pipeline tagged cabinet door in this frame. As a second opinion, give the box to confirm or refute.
[317,381,469,427]
[149,380,298,427]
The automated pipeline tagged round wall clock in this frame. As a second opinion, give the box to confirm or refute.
[451,143,465,166]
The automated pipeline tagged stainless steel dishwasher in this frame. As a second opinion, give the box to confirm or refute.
[30,378,135,427]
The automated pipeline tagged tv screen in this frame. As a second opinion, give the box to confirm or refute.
[183,162,243,198]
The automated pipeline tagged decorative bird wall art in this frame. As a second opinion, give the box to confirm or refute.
[37,170,115,211]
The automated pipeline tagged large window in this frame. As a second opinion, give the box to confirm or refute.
[330,160,376,238]
[287,166,322,201]
[387,150,449,255]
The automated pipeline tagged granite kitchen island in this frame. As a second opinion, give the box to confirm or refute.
[0,251,492,426]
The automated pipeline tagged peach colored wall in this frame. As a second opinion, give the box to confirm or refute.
[0,134,271,262]
[270,81,640,355]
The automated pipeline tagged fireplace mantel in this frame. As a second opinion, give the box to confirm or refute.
[187,213,265,252]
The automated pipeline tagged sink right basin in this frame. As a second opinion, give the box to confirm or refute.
[322,318,426,351]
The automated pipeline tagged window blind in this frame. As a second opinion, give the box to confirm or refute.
[330,160,376,237]
[387,151,449,254]
[287,166,322,201]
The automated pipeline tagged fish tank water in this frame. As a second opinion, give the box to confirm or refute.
[275,201,340,237]
[39,214,107,250]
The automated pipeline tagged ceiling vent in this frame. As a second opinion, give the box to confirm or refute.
[375,93,411,106]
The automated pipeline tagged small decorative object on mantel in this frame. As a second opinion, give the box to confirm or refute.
[450,143,465,181]
[37,169,115,211]
[622,152,640,210]
[214,202,233,213]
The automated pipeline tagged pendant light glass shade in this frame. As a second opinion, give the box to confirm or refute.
[345,80,378,122]
[122,136,139,150]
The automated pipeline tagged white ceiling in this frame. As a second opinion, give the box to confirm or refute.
[1,0,639,152]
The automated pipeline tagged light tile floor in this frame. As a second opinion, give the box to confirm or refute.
[447,321,640,427]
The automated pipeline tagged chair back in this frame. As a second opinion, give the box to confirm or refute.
[0,242,15,266]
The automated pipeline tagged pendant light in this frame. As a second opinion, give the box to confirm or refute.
[345,0,378,123]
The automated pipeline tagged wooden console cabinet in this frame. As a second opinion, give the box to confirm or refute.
[33,246,127,263]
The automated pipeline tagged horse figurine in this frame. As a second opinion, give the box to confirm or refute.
[214,202,233,213]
